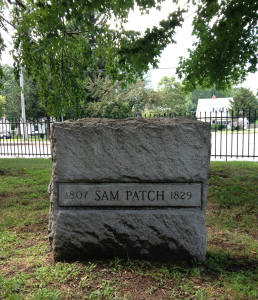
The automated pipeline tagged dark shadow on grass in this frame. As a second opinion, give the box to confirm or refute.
[203,250,258,275]
[0,168,27,177]
[52,249,257,279]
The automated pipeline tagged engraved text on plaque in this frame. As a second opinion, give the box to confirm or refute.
[58,183,202,207]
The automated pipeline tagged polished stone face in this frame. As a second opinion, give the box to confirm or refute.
[49,118,210,262]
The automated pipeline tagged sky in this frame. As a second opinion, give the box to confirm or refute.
[123,1,196,88]
[1,0,257,94]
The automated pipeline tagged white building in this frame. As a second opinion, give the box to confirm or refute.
[196,96,249,129]
[0,115,11,134]
[18,118,48,136]
[196,95,233,119]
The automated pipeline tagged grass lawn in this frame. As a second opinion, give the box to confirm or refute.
[0,159,257,300]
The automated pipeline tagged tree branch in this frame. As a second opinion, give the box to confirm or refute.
[7,0,26,10]
[66,31,82,36]
[0,15,17,29]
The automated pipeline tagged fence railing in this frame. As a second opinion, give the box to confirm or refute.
[0,111,257,160]
[196,110,257,160]
[0,118,54,158]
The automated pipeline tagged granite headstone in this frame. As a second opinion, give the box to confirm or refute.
[48,118,210,261]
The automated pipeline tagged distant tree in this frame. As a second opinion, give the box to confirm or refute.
[156,76,188,116]
[231,88,258,116]
[0,65,20,119]
[85,77,147,119]
[0,65,47,119]
[23,76,47,120]
[143,89,162,112]
[0,94,6,117]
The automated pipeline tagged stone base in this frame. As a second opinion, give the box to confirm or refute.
[51,209,206,262]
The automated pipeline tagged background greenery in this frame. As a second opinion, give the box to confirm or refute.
[1,65,257,121]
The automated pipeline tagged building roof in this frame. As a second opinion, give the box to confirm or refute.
[196,97,233,113]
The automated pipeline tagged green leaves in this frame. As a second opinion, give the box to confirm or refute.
[85,76,147,118]
[231,87,258,116]
[1,0,183,117]
[1,0,256,116]
[0,65,46,119]
[156,76,188,116]
[177,0,258,91]
[142,76,188,116]
[118,9,184,73]
[0,94,6,116]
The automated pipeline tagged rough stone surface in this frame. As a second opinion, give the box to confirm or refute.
[49,118,210,261]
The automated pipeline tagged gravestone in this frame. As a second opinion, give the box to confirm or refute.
[48,118,210,261]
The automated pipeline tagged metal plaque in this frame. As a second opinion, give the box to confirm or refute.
[58,183,202,207]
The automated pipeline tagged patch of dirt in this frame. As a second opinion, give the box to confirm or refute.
[209,169,231,178]
[55,261,229,300]
[45,252,55,265]
[206,202,258,239]
[17,220,48,234]
[0,169,6,176]
[12,261,36,274]
[0,193,21,206]
[0,192,19,200]
[207,226,258,267]
[208,237,243,252]
[1,249,246,300]
[0,168,27,177]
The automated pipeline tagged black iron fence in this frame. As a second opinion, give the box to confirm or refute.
[0,117,54,158]
[196,110,257,160]
[0,111,257,160]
